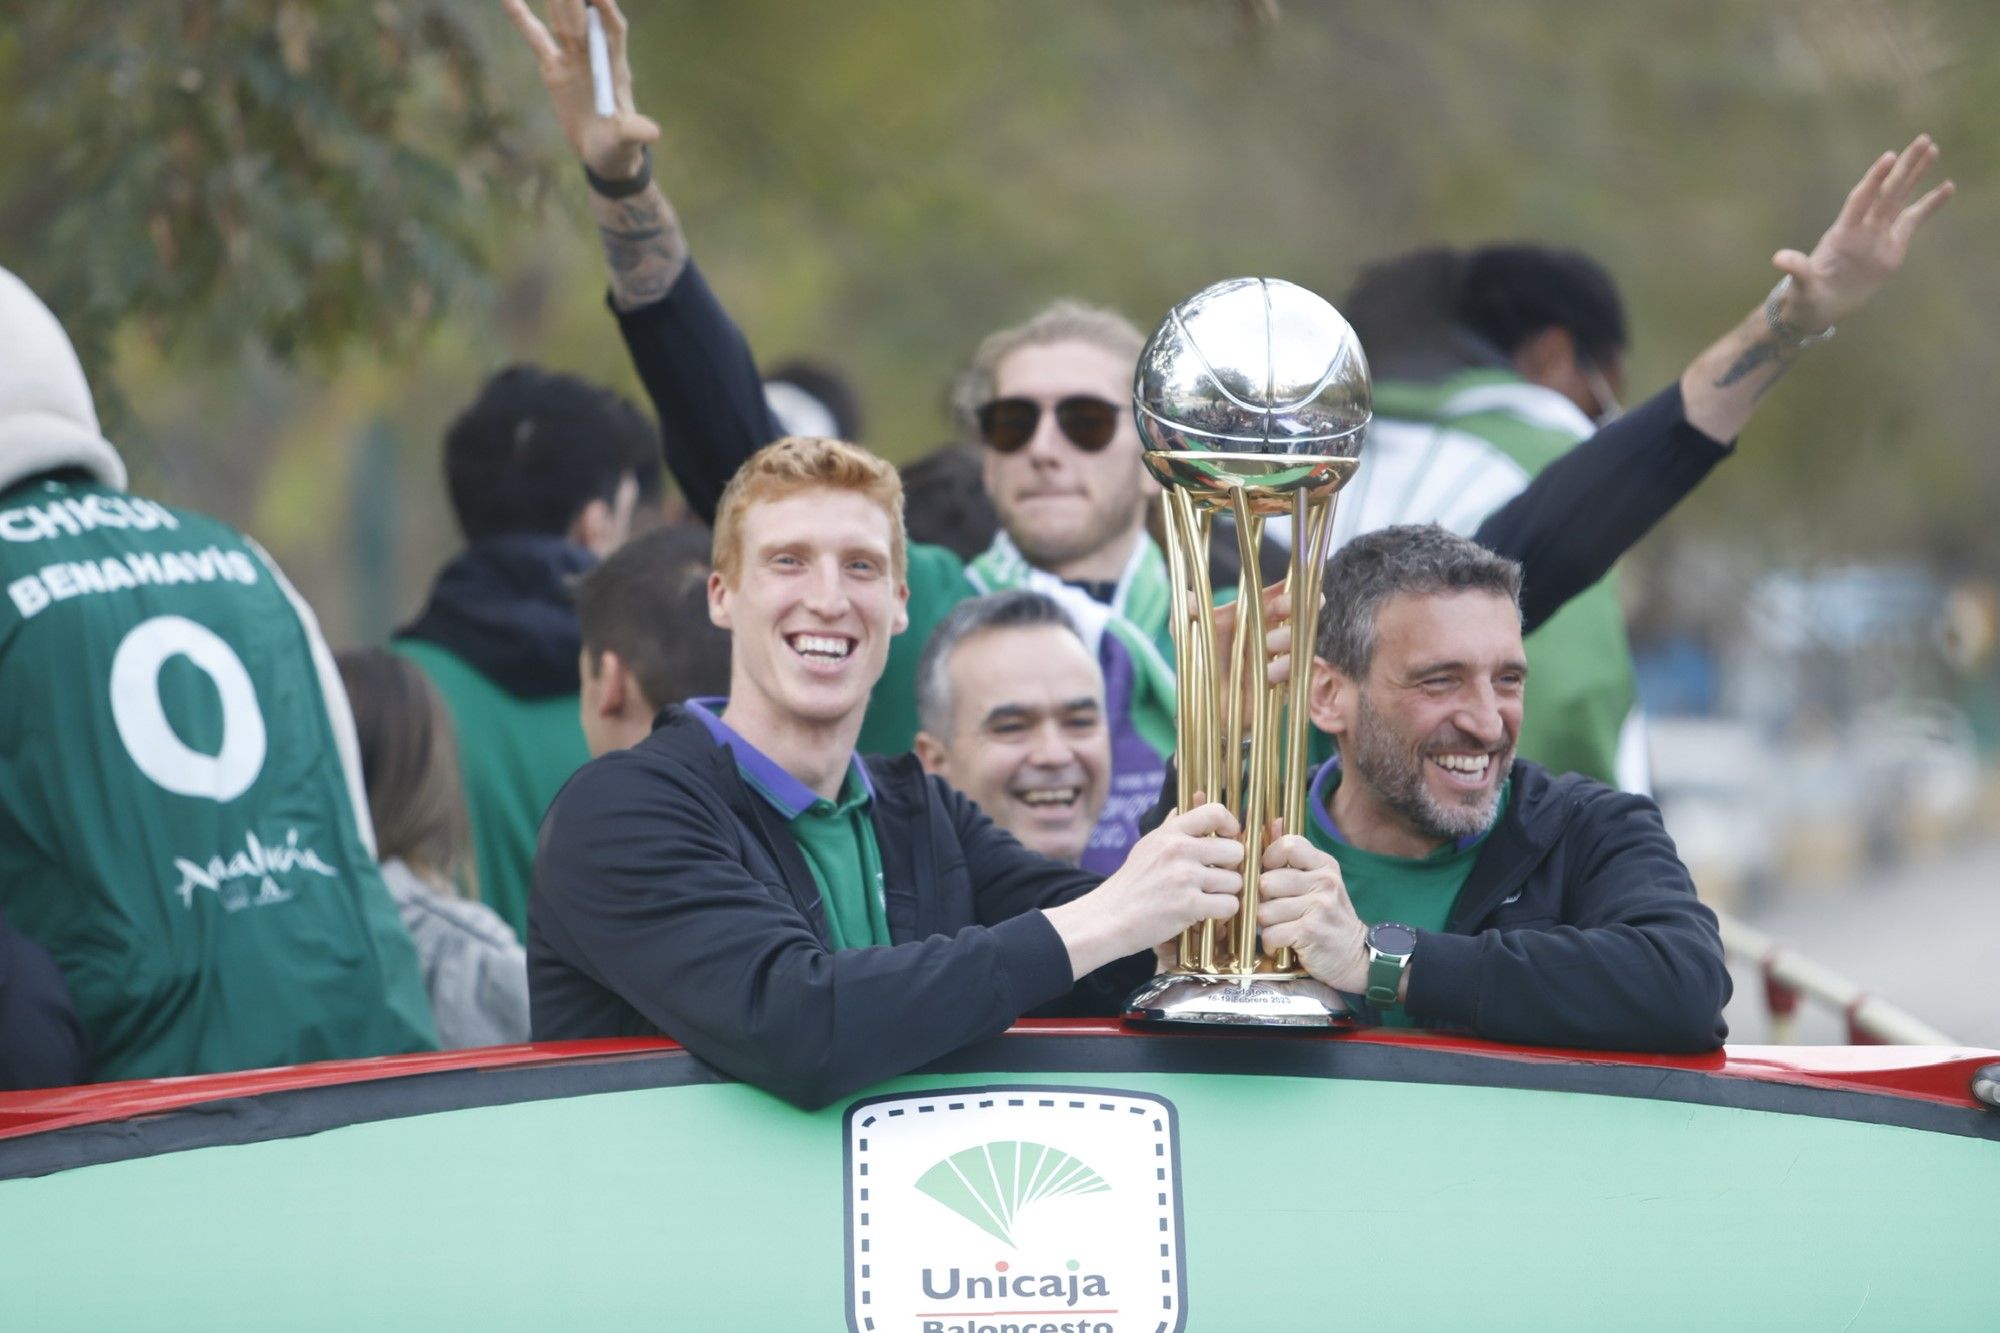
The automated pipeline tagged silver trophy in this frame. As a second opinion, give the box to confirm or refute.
[1125,276,1371,1027]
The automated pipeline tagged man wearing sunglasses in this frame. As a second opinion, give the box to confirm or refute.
[507,0,1951,872]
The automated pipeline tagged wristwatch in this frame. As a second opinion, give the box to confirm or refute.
[1365,922,1418,1009]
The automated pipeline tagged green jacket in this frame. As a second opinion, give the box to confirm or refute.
[856,542,978,756]
[394,638,591,939]
[0,478,438,1080]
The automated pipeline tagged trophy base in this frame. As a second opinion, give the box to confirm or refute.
[1123,971,1354,1029]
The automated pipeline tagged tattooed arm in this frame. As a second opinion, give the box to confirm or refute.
[1680,135,1952,443]
[505,0,686,309]
[589,186,688,312]
[508,0,779,521]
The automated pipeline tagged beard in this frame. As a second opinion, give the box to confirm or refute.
[997,484,1150,572]
[1342,688,1511,844]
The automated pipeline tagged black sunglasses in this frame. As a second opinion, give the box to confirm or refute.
[975,395,1123,454]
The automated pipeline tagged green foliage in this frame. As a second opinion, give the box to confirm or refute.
[0,1,548,396]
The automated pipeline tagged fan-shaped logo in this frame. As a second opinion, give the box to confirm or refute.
[845,1086,1185,1333]
[916,1141,1110,1247]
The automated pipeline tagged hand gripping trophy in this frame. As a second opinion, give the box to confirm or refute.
[1125,277,1370,1027]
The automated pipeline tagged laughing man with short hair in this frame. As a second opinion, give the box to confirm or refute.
[1252,524,1730,1050]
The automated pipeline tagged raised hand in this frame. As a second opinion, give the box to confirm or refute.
[1773,134,1954,334]
[503,0,660,181]
[1682,134,1953,441]
[505,0,686,308]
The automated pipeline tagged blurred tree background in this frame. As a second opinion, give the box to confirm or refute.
[0,0,1994,648]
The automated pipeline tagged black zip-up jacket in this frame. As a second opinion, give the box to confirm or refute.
[1399,760,1731,1051]
[396,533,595,699]
[530,709,1148,1109]
[1128,757,1731,1051]
[1135,758,1730,1051]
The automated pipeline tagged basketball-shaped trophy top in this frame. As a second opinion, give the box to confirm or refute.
[1133,277,1371,498]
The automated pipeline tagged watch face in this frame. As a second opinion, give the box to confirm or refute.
[1370,923,1418,957]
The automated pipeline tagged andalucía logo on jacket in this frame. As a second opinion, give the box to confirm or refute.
[169,828,339,912]
[844,1086,1186,1333]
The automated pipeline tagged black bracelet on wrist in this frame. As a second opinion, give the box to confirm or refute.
[584,145,653,200]
[1763,276,1836,350]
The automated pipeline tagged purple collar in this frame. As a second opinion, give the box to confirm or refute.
[685,698,874,819]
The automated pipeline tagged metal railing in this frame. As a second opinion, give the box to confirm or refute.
[1718,913,1959,1045]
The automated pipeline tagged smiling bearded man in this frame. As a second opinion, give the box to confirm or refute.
[1330,585,1527,849]
[1233,524,1730,1052]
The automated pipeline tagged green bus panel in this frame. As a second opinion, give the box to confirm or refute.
[1,1071,1991,1330]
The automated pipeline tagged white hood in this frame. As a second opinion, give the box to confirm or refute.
[0,266,127,495]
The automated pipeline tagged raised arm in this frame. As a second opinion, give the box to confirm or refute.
[504,0,682,308]
[1473,382,1724,633]
[1681,135,1952,440]
[1475,137,1952,629]
[506,0,778,522]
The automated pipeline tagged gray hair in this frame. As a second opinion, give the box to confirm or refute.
[916,591,1089,737]
[949,299,1146,434]
[1315,525,1522,677]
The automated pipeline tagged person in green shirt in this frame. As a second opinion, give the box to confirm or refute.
[0,265,437,1080]
[394,365,659,939]
[682,696,893,951]
[1246,136,1952,1046]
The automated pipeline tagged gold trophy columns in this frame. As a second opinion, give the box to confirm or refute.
[1125,278,1370,1028]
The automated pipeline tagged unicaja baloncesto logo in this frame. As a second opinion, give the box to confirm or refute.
[916,1140,1110,1246]
[844,1087,1185,1333]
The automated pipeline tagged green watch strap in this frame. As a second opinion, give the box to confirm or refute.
[1366,956,1404,1007]
[1366,925,1415,1008]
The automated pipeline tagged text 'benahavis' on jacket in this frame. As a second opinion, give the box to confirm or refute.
[0,266,439,1081]
[528,707,1149,1109]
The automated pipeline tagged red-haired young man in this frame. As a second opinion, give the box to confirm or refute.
[530,438,1245,1109]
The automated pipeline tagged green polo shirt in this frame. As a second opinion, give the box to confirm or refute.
[686,700,890,949]
[1303,757,1508,1026]
[787,766,891,950]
